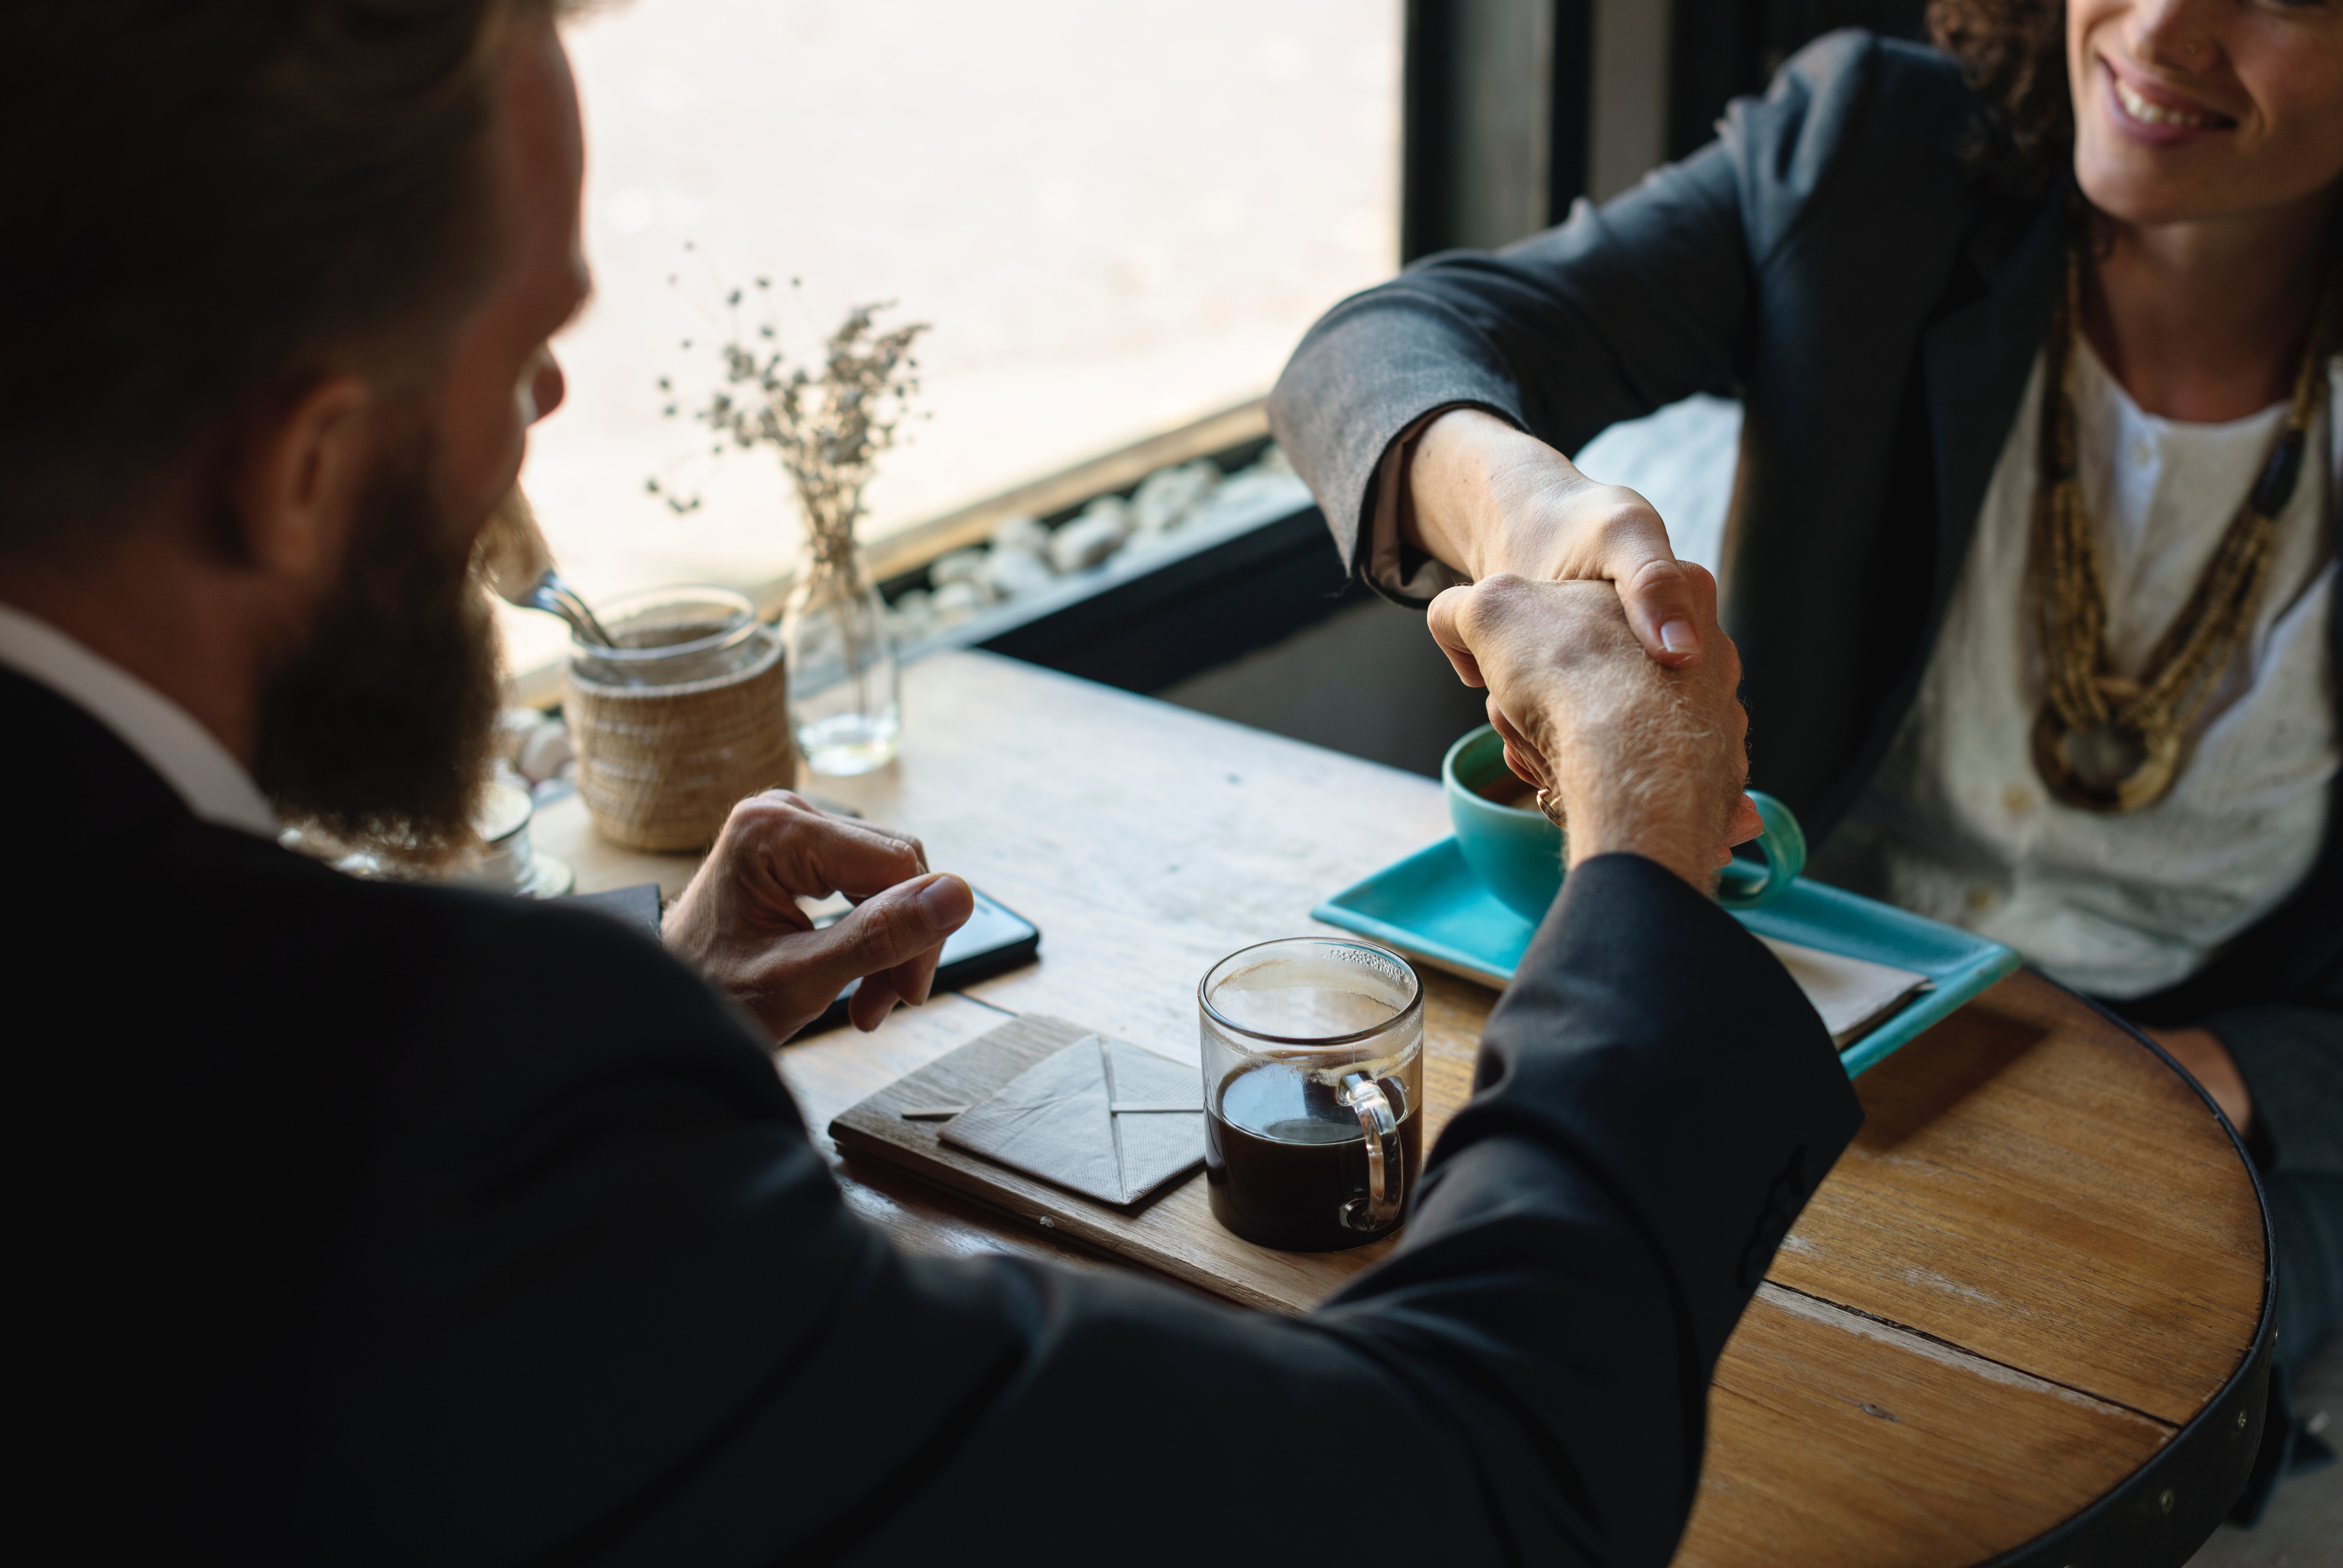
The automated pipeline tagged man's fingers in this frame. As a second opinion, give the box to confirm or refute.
[725,792,925,901]
[801,872,973,1027]
[1712,795,1766,869]
[1489,704,1551,790]
[1425,585,1487,687]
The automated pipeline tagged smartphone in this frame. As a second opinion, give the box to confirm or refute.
[802,887,1040,1034]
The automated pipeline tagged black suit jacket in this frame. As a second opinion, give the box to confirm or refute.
[14,664,1858,1564]
[1268,29,2340,1177]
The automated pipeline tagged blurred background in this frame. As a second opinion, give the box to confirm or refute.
[512,0,1931,770]
[515,0,1403,669]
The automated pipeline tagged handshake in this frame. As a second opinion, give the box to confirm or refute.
[1426,567,1762,892]
[663,562,1757,1045]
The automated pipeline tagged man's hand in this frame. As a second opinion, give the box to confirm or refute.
[1427,571,1761,892]
[662,791,974,1042]
[1407,408,1706,669]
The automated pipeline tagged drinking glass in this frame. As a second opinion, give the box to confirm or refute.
[1198,937,1424,1251]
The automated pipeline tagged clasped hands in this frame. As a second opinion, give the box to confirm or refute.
[664,407,1754,1040]
[1412,407,1762,891]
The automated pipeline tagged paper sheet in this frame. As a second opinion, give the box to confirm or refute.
[1758,937,1933,1048]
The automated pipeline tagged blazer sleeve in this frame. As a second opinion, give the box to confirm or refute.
[1266,30,1969,581]
[300,856,1858,1568]
[1268,142,1749,579]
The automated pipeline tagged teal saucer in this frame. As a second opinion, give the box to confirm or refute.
[1311,839,2020,1078]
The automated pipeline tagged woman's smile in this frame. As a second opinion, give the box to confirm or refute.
[2103,54,2236,139]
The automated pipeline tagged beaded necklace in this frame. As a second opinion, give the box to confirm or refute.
[2029,249,2334,813]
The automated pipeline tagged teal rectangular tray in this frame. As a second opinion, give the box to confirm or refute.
[1311,839,2020,1077]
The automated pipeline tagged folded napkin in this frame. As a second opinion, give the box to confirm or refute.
[1758,937,1932,1047]
[938,1033,1204,1206]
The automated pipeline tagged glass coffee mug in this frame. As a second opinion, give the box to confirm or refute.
[1199,937,1424,1251]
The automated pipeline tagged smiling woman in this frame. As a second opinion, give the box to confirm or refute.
[1266,0,2341,1530]
[500,0,1401,675]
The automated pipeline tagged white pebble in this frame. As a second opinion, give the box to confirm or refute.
[929,548,990,589]
[1049,498,1132,573]
[887,587,935,641]
[929,579,991,627]
[515,718,574,785]
[1132,459,1219,534]
[984,546,1057,600]
[990,513,1049,555]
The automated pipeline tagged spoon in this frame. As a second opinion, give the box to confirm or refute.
[475,486,616,646]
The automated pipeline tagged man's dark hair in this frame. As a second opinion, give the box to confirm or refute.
[0,0,550,553]
[1927,0,2070,195]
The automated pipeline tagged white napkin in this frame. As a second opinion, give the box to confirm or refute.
[1758,938,1933,1047]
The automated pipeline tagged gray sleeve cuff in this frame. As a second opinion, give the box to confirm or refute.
[1361,406,1479,608]
[2207,1005,2343,1175]
[1268,298,1528,578]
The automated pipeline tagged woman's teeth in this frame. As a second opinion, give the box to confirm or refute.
[2115,77,2219,129]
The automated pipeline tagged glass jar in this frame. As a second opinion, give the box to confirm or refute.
[563,586,794,852]
[783,544,901,775]
[567,585,770,687]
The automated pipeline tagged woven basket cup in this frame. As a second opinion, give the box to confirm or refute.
[563,589,795,853]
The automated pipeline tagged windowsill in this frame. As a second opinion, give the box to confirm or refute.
[501,396,1275,709]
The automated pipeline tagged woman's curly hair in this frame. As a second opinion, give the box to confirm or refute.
[1927,0,2070,193]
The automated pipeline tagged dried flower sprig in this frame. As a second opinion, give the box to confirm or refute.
[649,278,927,569]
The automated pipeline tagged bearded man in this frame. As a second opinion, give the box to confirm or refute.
[3,4,1858,1563]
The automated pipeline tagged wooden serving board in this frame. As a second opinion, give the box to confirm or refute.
[828,1012,1395,1314]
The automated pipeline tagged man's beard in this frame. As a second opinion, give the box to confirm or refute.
[253,441,500,862]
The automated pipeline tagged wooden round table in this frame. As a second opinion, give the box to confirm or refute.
[1664,968,2269,1566]
[540,648,2273,1568]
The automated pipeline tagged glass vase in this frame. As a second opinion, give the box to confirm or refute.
[783,542,901,775]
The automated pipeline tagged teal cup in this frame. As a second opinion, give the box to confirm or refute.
[1441,724,1806,922]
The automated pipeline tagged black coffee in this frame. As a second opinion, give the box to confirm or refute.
[1205,1063,1422,1251]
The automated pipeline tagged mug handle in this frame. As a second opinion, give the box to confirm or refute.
[1716,790,1806,910]
[1339,1073,1403,1232]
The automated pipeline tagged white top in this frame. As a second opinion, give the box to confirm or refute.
[1838,347,2339,999]
[0,602,278,838]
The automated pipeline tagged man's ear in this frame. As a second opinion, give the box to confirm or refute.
[226,375,373,576]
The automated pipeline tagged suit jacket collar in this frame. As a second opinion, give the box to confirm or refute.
[1920,189,2064,621]
[0,664,197,840]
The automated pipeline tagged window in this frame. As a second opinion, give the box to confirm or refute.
[507,0,1402,675]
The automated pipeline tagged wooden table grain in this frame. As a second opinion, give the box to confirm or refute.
[533,648,2270,1566]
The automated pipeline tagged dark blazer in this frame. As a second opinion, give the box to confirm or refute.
[1269,29,2340,1179]
[13,664,1858,1566]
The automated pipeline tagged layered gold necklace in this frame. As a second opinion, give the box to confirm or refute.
[2029,250,2334,813]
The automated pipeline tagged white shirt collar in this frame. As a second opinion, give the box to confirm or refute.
[0,602,278,838]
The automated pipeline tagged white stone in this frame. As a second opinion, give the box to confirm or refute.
[1132,459,1219,534]
[989,512,1049,555]
[1196,467,1311,525]
[929,579,991,627]
[1049,514,1129,573]
[929,548,991,590]
[887,587,935,642]
[515,718,574,785]
[984,546,1057,600]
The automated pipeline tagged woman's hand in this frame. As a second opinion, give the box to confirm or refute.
[663,791,974,1042]
[2145,1026,2256,1136]
[1427,571,1762,892]
[1407,408,1710,669]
